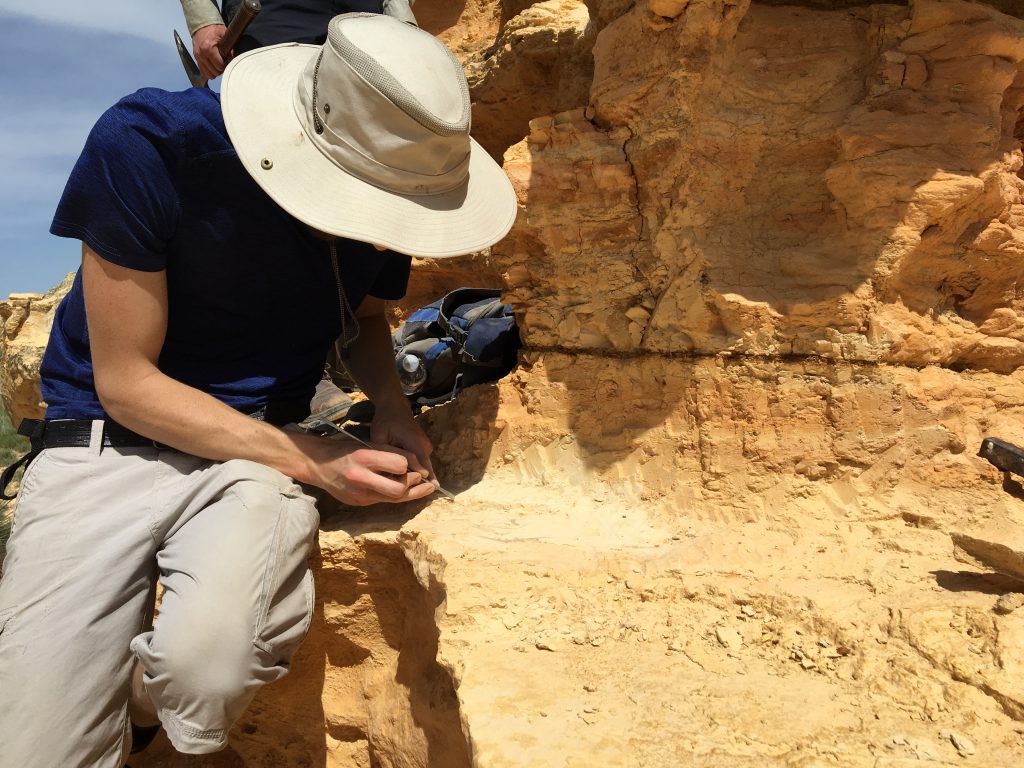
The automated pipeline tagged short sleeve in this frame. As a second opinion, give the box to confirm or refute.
[368,250,412,300]
[50,90,182,272]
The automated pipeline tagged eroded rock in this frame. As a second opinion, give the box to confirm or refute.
[0,273,74,426]
[498,0,1024,374]
[952,531,1024,581]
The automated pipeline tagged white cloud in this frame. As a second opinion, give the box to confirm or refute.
[0,0,191,46]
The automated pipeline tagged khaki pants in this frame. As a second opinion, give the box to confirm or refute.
[0,432,319,768]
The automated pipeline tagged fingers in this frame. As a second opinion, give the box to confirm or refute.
[192,25,228,80]
[361,439,432,481]
[408,438,435,481]
[357,446,413,476]
[332,447,429,502]
[342,468,436,505]
[368,422,434,479]
[314,439,442,506]
[403,449,434,481]
[197,47,226,80]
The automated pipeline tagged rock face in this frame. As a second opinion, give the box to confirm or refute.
[501,0,1024,371]
[0,274,74,426]
[10,0,1024,766]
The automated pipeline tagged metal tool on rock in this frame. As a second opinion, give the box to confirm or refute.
[305,418,455,500]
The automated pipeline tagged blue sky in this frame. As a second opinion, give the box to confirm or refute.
[0,1,200,298]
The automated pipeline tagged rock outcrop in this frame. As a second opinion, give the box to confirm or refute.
[0,273,74,427]
[501,0,1024,372]
[8,0,1024,766]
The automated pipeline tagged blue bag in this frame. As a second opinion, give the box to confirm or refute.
[392,288,521,407]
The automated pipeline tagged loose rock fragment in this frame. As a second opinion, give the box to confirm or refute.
[715,627,742,651]
[994,593,1024,615]
[951,532,1024,581]
[949,731,976,757]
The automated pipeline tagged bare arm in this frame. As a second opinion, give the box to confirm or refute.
[82,245,433,505]
[345,296,435,476]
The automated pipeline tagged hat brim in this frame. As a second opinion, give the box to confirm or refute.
[221,43,518,258]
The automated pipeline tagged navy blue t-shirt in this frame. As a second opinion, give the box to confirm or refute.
[224,0,385,50]
[43,87,410,420]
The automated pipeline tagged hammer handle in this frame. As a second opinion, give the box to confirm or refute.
[218,0,262,57]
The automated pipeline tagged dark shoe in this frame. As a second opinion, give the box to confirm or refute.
[130,722,161,754]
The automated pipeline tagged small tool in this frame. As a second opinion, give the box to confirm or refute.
[305,418,455,500]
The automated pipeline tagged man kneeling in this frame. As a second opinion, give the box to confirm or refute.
[0,13,515,766]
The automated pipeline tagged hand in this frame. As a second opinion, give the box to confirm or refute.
[192,24,229,80]
[304,436,435,506]
[370,400,436,483]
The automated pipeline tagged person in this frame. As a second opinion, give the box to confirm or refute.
[181,0,417,81]
[0,12,516,767]
[180,0,419,418]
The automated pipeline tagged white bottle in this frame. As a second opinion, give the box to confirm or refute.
[396,352,427,395]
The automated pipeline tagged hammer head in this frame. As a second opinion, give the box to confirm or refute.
[174,29,207,88]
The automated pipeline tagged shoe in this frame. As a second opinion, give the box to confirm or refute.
[130,722,161,754]
[306,378,355,424]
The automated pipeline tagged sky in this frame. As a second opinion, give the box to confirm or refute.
[0,1,204,298]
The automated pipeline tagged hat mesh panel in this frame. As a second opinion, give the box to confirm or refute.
[327,15,470,137]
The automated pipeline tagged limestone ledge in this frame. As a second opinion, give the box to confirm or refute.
[133,355,1024,766]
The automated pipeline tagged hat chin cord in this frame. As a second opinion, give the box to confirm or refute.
[329,239,361,350]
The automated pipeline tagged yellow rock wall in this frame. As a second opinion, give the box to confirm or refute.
[0,274,73,426]
[501,0,1024,374]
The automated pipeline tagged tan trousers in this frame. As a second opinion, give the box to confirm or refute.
[0,433,319,768]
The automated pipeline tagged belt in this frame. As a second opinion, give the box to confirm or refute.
[0,419,167,501]
[23,419,165,449]
[0,398,311,501]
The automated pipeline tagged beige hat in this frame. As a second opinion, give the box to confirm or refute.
[220,13,517,258]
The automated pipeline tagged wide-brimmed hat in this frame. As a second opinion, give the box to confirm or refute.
[221,13,517,258]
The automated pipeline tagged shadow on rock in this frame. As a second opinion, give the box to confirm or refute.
[931,569,1024,596]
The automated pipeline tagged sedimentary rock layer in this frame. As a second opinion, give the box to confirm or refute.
[134,354,1024,766]
[500,0,1024,375]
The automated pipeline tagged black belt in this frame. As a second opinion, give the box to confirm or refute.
[0,398,310,501]
[24,419,163,449]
